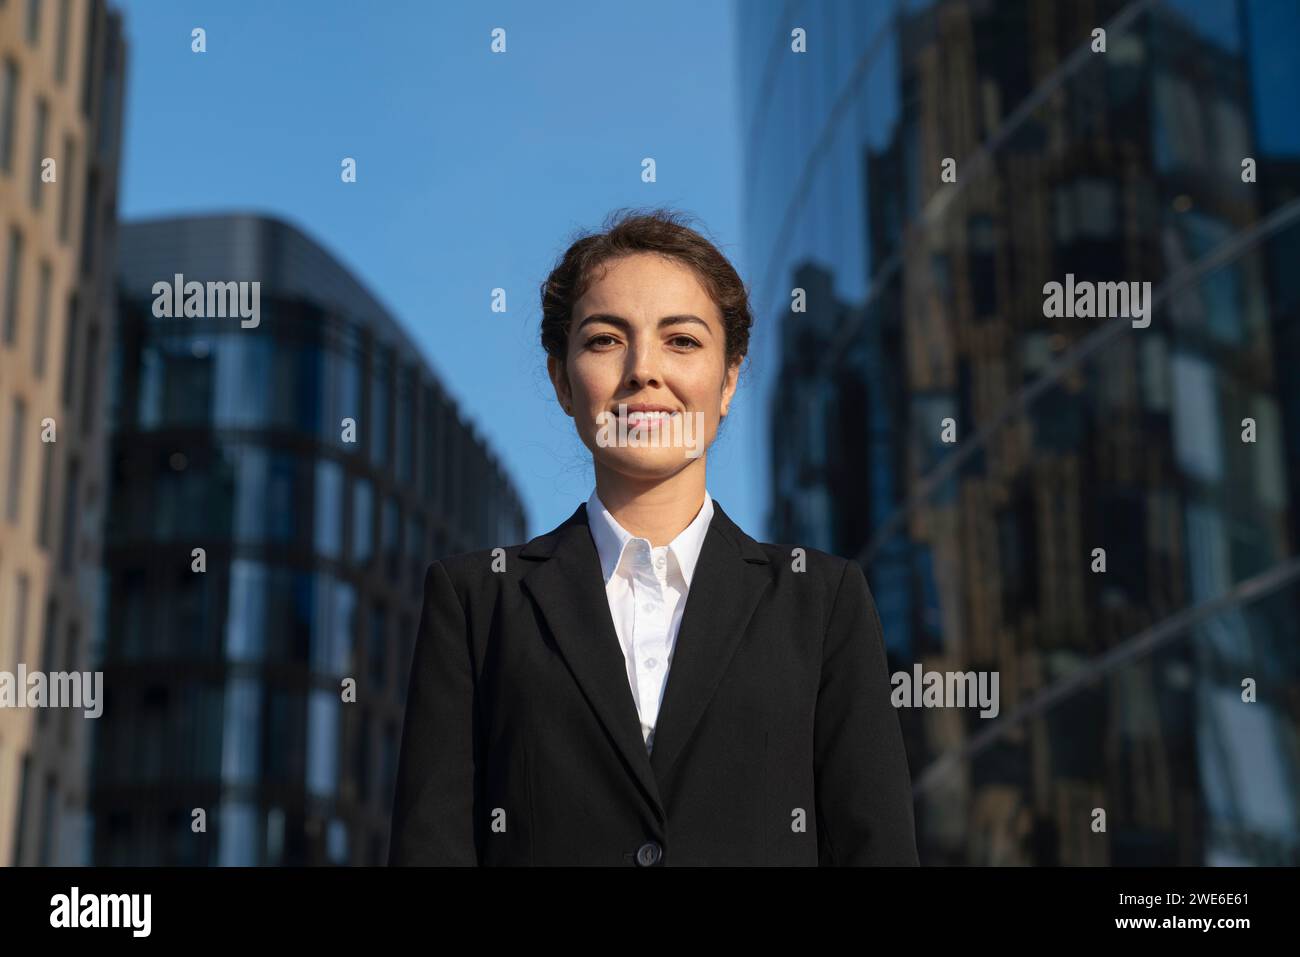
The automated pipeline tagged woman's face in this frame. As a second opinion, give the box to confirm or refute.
[548,252,740,483]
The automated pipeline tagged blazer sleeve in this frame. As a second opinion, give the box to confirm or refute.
[813,558,920,865]
[388,560,480,865]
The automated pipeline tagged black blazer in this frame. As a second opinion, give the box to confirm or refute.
[388,498,919,866]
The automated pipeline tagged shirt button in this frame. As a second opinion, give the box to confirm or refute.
[642,603,654,613]
[645,658,657,669]
[655,556,666,568]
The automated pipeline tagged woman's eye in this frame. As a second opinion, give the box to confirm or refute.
[670,336,701,349]
[586,334,618,348]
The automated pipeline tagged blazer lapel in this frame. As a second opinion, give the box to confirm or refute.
[518,499,773,821]
[520,505,665,821]
[648,501,771,781]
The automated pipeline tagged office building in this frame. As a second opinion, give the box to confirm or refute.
[92,213,527,864]
[743,0,1300,863]
[0,0,127,866]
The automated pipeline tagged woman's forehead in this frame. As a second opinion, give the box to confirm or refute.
[576,258,719,321]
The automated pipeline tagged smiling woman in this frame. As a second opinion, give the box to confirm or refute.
[388,207,919,866]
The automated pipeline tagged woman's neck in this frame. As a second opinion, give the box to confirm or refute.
[593,459,708,547]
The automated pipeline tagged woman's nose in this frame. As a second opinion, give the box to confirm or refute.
[626,341,662,388]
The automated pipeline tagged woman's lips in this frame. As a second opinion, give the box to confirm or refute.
[620,410,681,428]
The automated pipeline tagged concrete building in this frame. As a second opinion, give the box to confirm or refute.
[0,0,127,866]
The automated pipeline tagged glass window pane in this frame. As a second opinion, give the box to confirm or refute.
[313,458,343,559]
[307,689,340,799]
[220,678,261,787]
[352,477,372,566]
[370,346,390,466]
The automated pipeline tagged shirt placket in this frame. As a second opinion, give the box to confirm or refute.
[629,541,671,741]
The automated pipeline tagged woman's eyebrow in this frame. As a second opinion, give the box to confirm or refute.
[576,313,713,334]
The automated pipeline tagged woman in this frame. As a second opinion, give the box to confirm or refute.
[389,208,918,866]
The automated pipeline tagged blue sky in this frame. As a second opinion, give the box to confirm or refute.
[111,0,764,539]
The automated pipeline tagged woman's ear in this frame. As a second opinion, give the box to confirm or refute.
[547,354,573,415]
[719,357,741,418]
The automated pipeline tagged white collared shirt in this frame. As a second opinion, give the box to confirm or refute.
[585,489,715,754]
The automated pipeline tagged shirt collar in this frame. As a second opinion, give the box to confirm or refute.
[586,489,715,587]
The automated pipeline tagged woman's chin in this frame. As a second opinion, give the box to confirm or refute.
[592,447,701,480]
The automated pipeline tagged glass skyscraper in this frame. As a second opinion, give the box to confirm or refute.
[92,213,527,865]
[742,0,1300,864]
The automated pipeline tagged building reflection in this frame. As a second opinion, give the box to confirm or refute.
[744,0,1300,864]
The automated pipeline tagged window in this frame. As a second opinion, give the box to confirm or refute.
[55,0,72,84]
[61,295,78,407]
[330,338,362,452]
[39,774,57,865]
[352,477,373,565]
[354,715,371,807]
[58,136,75,242]
[10,573,30,669]
[30,96,47,209]
[294,339,323,435]
[13,755,32,865]
[306,689,340,800]
[36,437,53,546]
[369,345,390,467]
[395,365,413,484]
[411,380,424,493]
[382,498,400,580]
[422,384,437,503]
[203,334,318,432]
[221,679,261,787]
[327,820,348,865]
[231,447,298,546]
[80,170,98,276]
[80,0,96,118]
[1170,352,1223,483]
[37,598,57,727]
[0,60,17,174]
[313,459,343,559]
[217,803,259,867]
[59,458,79,573]
[225,561,268,664]
[26,0,41,45]
[80,324,100,435]
[3,226,21,345]
[59,623,78,746]
[6,397,26,522]
[34,260,50,376]
[312,579,354,678]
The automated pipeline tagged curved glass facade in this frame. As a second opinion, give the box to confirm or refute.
[91,214,527,865]
[742,0,1300,864]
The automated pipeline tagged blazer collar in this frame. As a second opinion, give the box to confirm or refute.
[519,498,771,823]
[519,496,769,564]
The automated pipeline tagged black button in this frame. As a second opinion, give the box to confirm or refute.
[635,841,662,866]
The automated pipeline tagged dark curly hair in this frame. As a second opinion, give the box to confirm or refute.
[539,207,753,371]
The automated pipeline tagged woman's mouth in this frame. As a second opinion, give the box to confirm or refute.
[619,409,681,429]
